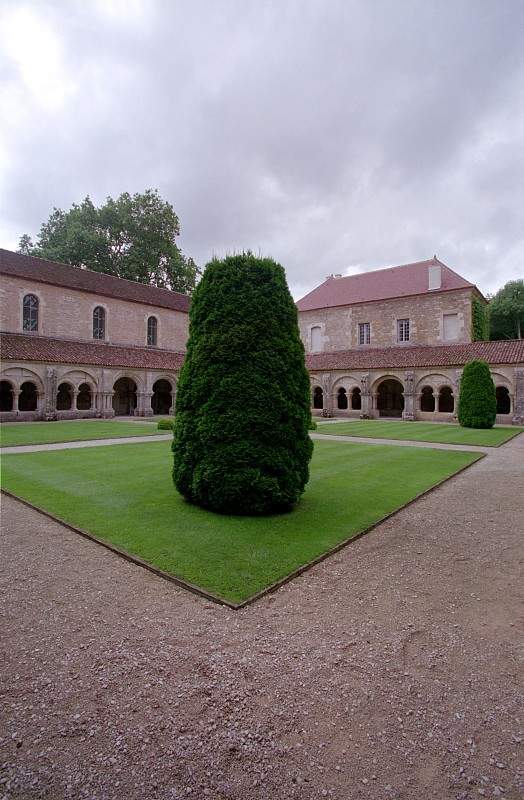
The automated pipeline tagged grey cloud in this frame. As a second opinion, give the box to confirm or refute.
[0,0,523,297]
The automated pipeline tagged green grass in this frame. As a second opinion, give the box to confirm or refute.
[316,420,524,447]
[0,420,164,448]
[1,440,480,603]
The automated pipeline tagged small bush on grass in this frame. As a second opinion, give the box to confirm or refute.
[458,359,497,429]
[157,419,174,431]
[173,252,313,515]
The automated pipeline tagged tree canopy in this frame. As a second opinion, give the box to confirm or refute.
[19,189,199,293]
[489,279,524,340]
[172,252,313,515]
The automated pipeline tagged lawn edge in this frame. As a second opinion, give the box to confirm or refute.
[0,451,484,610]
[314,426,523,448]
[0,431,164,449]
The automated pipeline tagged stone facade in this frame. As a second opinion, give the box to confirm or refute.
[300,288,474,353]
[308,364,521,425]
[0,274,188,351]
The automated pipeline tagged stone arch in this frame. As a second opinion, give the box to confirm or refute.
[59,368,98,391]
[420,385,435,412]
[331,374,361,392]
[375,376,404,417]
[313,385,323,409]
[112,377,138,416]
[350,386,362,410]
[438,385,455,413]
[151,378,174,415]
[415,373,450,393]
[0,379,15,412]
[18,381,39,411]
[495,385,511,415]
[336,386,348,410]
[56,381,74,411]
[77,382,93,411]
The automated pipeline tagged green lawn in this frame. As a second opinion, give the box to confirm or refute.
[316,420,524,447]
[1,440,480,604]
[0,420,163,448]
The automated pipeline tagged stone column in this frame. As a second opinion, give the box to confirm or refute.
[321,373,333,417]
[142,391,154,417]
[433,391,439,413]
[44,367,57,420]
[37,391,46,420]
[72,390,79,412]
[12,390,20,413]
[512,367,524,425]
[402,371,416,420]
[360,373,371,418]
[170,389,177,416]
[452,369,462,421]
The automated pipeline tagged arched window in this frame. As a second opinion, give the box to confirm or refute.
[0,381,13,412]
[496,386,510,415]
[311,326,322,352]
[77,383,92,411]
[23,294,39,331]
[18,381,38,412]
[337,387,348,409]
[351,387,362,410]
[93,306,105,339]
[420,386,435,412]
[56,382,73,411]
[147,316,158,346]
[313,386,323,409]
[438,386,454,413]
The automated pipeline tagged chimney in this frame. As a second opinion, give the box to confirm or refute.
[428,263,441,290]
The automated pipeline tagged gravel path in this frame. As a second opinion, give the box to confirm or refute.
[1,435,523,800]
[1,433,492,455]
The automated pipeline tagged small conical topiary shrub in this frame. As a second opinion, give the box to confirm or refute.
[458,359,497,429]
[172,252,313,515]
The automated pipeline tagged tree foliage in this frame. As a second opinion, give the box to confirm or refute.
[489,279,524,340]
[19,190,199,293]
[458,359,497,429]
[173,252,313,515]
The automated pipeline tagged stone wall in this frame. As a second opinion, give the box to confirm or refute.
[0,275,189,351]
[0,361,179,421]
[309,364,522,424]
[299,288,475,352]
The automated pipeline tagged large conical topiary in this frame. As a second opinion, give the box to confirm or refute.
[458,359,497,429]
[172,253,313,515]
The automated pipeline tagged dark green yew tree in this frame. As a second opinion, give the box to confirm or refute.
[172,253,313,515]
[458,359,497,429]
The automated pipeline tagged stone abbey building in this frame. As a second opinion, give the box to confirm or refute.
[1,248,523,424]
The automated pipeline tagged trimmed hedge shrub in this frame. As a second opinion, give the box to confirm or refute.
[172,252,313,515]
[157,419,174,431]
[458,359,497,429]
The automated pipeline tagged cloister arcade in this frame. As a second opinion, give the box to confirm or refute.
[0,365,178,421]
[310,366,521,424]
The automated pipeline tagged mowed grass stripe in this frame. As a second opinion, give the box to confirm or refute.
[316,420,523,447]
[0,420,161,448]
[1,440,480,603]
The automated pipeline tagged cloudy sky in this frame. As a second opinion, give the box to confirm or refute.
[1,0,523,298]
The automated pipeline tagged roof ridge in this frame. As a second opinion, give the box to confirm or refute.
[0,247,190,300]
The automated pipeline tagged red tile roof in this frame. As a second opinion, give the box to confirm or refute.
[306,340,524,371]
[296,257,477,311]
[0,248,190,313]
[1,332,185,371]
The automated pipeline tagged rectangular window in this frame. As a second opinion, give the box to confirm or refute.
[397,318,410,342]
[443,313,459,341]
[358,322,370,345]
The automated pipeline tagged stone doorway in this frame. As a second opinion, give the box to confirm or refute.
[377,378,404,417]
[113,378,137,416]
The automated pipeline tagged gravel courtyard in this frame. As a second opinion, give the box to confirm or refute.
[1,435,523,800]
